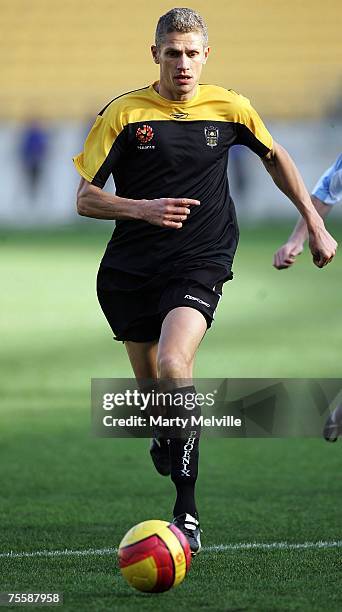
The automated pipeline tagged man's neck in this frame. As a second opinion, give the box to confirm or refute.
[154,81,198,102]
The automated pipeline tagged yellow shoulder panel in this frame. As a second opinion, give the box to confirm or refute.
[224,88,273,150]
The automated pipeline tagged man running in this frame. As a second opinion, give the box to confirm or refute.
[73,8,337,554]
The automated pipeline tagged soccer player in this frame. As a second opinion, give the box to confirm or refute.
[274,154,342,442]
[273,153,342,270]
[73,8,337,554]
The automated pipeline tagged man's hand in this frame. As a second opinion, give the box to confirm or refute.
[75,179,200,223]
[262,143,337,269]
[273,241,304,269]
[139,197,200,229]
[308,224,337,268]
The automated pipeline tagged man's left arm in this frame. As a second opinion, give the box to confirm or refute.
[262,142,337,268]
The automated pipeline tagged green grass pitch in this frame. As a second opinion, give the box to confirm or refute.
[1,223,342,611]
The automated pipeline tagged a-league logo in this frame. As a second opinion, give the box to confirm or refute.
[136,124,154,144]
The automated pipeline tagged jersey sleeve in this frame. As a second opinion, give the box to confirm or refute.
[73,105,126,188]
[312,154,342,205]
[232,93,273,157]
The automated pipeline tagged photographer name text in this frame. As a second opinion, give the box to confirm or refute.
[102,415,241,428]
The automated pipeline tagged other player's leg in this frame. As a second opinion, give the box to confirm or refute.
[323,403,342,442]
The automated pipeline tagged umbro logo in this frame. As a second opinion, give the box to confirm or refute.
[170,112,189,119]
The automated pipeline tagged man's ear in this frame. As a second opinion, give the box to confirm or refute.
[202,46,210,65]
[151,45,160,64]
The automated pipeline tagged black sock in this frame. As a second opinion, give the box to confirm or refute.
[170,436,199,518]
[168,386,200,519]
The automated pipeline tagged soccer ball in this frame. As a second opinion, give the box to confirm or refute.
[118,519,191,592]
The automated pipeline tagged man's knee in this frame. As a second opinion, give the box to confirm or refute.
[157,352,192,378]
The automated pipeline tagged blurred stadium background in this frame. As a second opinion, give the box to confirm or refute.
[1,3,342,609]
[1,0,341,225]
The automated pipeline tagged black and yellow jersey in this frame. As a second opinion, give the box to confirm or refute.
[73,83,273,277]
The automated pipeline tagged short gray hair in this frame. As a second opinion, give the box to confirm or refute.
[155,7,208,47]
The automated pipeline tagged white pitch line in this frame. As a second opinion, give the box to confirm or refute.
[0,547,118,559]
[1,541,342,559]
[204,541,342,552]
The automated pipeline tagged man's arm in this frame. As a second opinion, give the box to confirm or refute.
[273,195,332,269]
[76,178,200,229]
[262,142,337,268]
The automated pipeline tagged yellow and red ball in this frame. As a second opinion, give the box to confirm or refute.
[118,519,191,592]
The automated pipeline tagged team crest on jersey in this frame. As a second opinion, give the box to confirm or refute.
[136,124,154,144]
[204,126,219,147]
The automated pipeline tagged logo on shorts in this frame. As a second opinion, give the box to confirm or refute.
[204,125,219,147]
[184,294,210,308]
[136,124,154,144]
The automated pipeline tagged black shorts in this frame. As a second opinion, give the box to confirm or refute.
[97,263,232,342]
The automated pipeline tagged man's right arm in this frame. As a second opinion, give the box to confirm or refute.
[273,195,332,269]
[76,178,200,229]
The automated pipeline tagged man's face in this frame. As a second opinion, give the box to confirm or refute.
[151,31,210,101]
